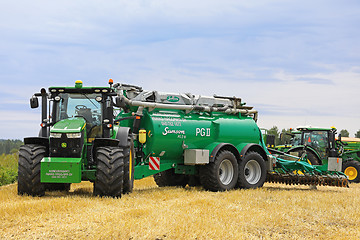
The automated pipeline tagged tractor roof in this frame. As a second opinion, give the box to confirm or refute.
[49,80,115,95]
[296,126,335,131]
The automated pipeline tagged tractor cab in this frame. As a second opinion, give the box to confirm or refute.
[299,128,331,160]
[31,80,117,141]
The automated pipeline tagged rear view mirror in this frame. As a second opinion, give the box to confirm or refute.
[338,134,342,142]
[30,96,39,108]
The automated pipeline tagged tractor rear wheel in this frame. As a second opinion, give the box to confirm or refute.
[199,150,238,191]
[287,149,321,165]
[94,146,124,198]
[121,134,135,194]
[237,151,266,189]
[153,169,189,187]
[342,160,360,183]
[18,144,46,196]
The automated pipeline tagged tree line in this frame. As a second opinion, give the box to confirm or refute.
[266,127,360,146]
[0,140,23,155]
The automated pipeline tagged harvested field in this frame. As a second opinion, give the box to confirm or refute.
[1,178,360,239]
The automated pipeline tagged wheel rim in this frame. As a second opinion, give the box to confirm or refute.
[244,160,261,184]
[219,159,234,185]
[344,166,358,181]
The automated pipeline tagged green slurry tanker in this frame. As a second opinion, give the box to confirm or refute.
[18,80,349,198]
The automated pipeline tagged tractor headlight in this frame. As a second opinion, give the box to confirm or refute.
[66,133,81,138]
[50,132,62,138]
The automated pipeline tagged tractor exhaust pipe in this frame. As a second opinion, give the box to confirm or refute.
[40,88,48,137]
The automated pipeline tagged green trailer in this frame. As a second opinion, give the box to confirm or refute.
[339,137,360,162]
[18,81,348,198]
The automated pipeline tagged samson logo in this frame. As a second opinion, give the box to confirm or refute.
[166,95,180,102]
[162,127,185,136]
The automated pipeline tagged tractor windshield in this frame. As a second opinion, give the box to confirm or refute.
[56,93,102,137]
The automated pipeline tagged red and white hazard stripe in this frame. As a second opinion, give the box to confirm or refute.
[149,157,160,170]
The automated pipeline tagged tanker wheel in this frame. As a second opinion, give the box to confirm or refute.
[153,169,189,187]
[18,144,46,196]
[121,134,135,194]
[287,149,321,165]
[94,146,124,198]
[45,183,71,192]
[199,150,238,191]
[237,151,266,189]
[342,160,360,183]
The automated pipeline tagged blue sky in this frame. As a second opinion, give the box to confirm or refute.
[0,0,359,139]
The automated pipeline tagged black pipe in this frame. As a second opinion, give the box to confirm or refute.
[40,88,48,137]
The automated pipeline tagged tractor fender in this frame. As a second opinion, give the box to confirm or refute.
[239,143,268,162]
[92,138,121,159]
[24,137,49,149]
[23,137,49,157]
[115,127,131,147]
[286,146,322,164]
[209,143,240,163]
[91,138,121,164]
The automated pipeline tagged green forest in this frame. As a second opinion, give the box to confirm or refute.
[0,140,22,186]
[0,139,23,155]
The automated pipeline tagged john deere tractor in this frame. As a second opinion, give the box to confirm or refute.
[270,126,360,182]
[18,80,134,197]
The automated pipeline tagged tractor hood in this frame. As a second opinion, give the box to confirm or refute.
[51,117,86,133]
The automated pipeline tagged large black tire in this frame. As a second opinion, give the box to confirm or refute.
[93,147,124,198]
[199,150,238,191]
[45,183,71,192]
[121,134,134,194]
[18,144,46,196]
[153,169,189,187]
[237,151,266,189]
[287,149,321,165]
[342,160,360,183]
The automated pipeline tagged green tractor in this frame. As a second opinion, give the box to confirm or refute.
[270,126,360,183]
[18,80,134,197]
[18,81,349,198]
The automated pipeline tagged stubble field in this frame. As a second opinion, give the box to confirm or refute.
[1,178,360,239]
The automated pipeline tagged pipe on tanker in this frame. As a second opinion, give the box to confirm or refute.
[117,91,258,121]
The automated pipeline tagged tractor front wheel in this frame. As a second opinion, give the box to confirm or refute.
[94,146,124,198]
[199,150,238,191]
[237,151,266,189]
[342,160,360,183]
[18,144,46,196]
